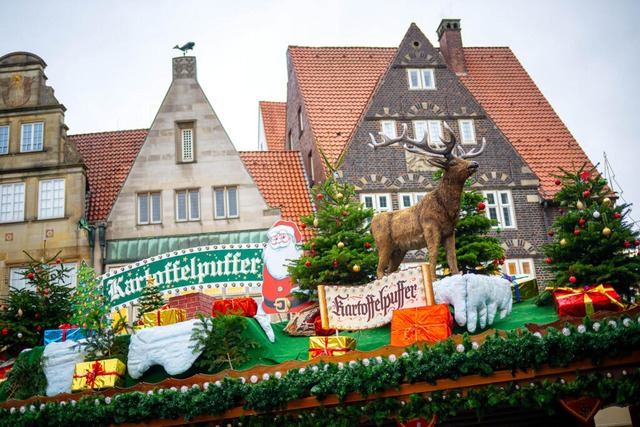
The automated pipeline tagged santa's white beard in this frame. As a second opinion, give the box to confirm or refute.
[263,241,300,280]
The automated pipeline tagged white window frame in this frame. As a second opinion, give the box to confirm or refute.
[53,262,78,288]
[181,128,193,162]
[483,190,516,229]
[138,191,162,225]
[1,182,25,223]
[413,120,428,142]
[9,267,29,290]
[298,108,304,133]
[399,192,426,209]
[175,189,200,222]
[360,193,392,213]
[214,186,239,219]
[20,122,44,152]
[380,120,397,139]
[427,120,444,148]
[458,119,476,144]
[38,179,65,219]
[0,124,8,155]
[502,258,535,278]
[407,68,435,90]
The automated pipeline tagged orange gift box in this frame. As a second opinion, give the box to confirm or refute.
[390,305,452,347]
[212,298,257,317]
[552,285,623,317]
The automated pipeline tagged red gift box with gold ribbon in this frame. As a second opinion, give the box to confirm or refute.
[308,336,356,359]
[212,297,257,317]
[552,285,623,317]
[390,304,453,347]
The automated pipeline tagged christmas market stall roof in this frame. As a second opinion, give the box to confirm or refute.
[284,44,596,200]
[1,304,639,426]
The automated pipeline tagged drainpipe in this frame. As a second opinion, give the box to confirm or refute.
[88,226,95,269]
[542,199,552,244]
[98,222,107,274]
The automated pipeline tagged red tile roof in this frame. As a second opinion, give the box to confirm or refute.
[71,129,147,221]
[239,150,314,239]
[458,47,595,199]
[259,101,287,151]
[288,46,396,166]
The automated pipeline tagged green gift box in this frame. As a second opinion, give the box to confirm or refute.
[510,276,539,302]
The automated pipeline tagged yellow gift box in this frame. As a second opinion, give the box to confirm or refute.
[309,336,356,359]
[72,359,125,391]
[142,307,187,327]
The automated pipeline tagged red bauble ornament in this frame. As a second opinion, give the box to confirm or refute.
[300,223,306,229]
[583,190,591,198]
[333,259,338,268]
[27,273,35,280]
[34,313,40,319]
[36,325,42,332]
[305,261,311,267]
[624,240,631,248]
[559,208,564,214]
[614,213,621,219]
[574,230,580,236]
[548,231,554,236]
[365,242,371,249]
[545,258,552,264]
[569,276,577,284]
[635,240,640,246]
[44,288,50,295]
[555,179,561,185]
[317,194,323,199]
[311,243,316,247]
[499,259,505,265]
[1,328,8,336]
[342,211,347,217]
[55,258,61,264]
[477,202,486,211]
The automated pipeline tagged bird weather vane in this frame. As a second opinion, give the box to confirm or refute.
[173,42,195,56]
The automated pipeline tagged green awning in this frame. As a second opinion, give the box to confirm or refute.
[105,229,269,264]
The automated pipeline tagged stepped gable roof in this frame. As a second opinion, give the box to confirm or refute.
[458,47,595,199]
[259,101,287,151]
[288,46,396,165]
[71,129,147,222]
[239,150,313,240]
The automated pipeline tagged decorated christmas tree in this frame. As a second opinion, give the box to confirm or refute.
[435,173,504,276]
[136,276,165,320]
[70,261,106,328]
[542,163,640,301]
[0,252,74,354]
[289,153,378,295]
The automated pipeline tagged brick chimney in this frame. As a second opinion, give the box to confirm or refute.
[437,19,467,75]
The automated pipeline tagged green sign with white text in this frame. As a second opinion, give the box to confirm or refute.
[101,244,265,308]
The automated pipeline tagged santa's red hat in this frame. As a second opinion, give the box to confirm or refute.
[268,220,302,242]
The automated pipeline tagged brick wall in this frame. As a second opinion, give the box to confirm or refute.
[168,293,217,320]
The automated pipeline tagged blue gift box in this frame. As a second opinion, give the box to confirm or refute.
[43,327,93,346]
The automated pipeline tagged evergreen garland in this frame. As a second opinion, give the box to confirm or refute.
[2,313,639,426]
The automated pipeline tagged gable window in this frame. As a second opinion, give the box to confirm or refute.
[380,120,397,139]
[308,151,315,186]
[298,108,304,133]
[407,68,435,90]
[1,182,25,223]
[0,125,8,155]
[502,258,535,278]
[214,186,238,219]
[21,122,44,152]
[176,189,200,222]
[138,191,161,224]
[483,190,516,229]
[459,119,476,144]
[399,192,425,209]
[175,121,195,163]
[38,179,65,219]
[287,130,293,150]
[361,193,391,213]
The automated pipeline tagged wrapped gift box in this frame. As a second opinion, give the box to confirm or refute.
[142,307,187,327]
[309,336,356,359]
[212,297,257,317]
[510,276,539,303]
[44,325,93,347]
[72,358,125,391]
[390,305,452,347]
[553,285,624,317]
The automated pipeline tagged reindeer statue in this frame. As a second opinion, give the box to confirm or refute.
[368,122,485,282]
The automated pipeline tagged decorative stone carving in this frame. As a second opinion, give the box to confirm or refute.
[173,57,196,80]
[0,74,33,107]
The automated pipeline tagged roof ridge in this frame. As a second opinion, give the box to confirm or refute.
[69,128,149,137]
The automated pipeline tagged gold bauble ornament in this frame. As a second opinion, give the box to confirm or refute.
[602,227,612,236]
[603,197,611,207]
[337,242,345,249]
[17,308,23,318]
[576,201,584,210]
[352,265,361,273]
[560,238,567,247]
[313,218,319,227]
[336,193,344,200]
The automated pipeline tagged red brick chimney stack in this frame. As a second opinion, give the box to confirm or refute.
[437,19,467,75]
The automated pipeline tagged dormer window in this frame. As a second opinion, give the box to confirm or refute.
[407,69,435,90]
[21,122,44,152]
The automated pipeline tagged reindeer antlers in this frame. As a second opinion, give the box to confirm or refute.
[369,121,485,159]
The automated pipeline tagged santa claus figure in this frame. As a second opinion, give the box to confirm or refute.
[261,220,313,314]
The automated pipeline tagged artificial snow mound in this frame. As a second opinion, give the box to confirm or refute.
[127,319,202,379]
[43,339,87,397]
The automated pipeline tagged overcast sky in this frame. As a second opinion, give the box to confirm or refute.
[4,0,639,228]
